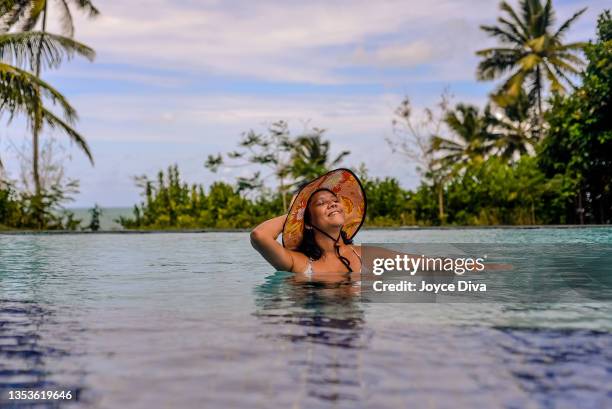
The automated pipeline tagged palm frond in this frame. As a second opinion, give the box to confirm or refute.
[503,69,529,98]
[540,0,555,35]
[19,0,45,32]
[500,1,529,39]
[551,63,578,90]
[518,53,541,71]
[41,106,93,164]
[0,0,14,15]
[58,0,74,37]
[476,47,521,56]
[498,17,527,43]
[542,62,564,93]
[0,60,42,117]
[0,0,29,32]
[553,51,585,67]
[73,0,100,18]
[330,150,350,166]
[526,35,547,53]
[519,0,535,33]
[553,7,587,40]
[476,49,523,81]
[3,0,99,36]
[553,41,588,52]
[0,31,95,71]
[0,61,77,120]
[430,135,464,152]
[547,55,582,75]
[0,0,17,23]
[480,24,523,44]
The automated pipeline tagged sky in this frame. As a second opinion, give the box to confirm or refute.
[0,0,607,207]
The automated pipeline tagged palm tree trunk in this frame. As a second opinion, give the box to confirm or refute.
[437,183,445,224]
[280,175,287,212]
[577,184,584,225]
[536,66,543,138]
[599,178,605,224]
[32,2,48,227]
[276,145,287,211]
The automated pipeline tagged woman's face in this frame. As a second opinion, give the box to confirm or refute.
[308,190,345,229]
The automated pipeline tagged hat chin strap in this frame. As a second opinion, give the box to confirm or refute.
[309,224,353,273]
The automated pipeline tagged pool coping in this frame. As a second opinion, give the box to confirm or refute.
[1,224,611,235]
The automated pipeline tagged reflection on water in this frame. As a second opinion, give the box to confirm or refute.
[0,237,88,407]
[0,300,52,389]
[495,326,612,408]
[254,271,370,404]
[254,271,612,408]
[0,299,86,407]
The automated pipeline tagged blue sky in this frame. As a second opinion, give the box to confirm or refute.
[1,0,607,207]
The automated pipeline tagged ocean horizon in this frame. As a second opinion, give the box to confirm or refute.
[66,207,133,230]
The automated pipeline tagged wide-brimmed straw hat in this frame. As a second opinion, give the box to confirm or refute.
[282,168,367,250]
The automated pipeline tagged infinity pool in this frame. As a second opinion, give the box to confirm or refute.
[1,228,611,408]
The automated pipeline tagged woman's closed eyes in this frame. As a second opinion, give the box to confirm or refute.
[315,198,339,207]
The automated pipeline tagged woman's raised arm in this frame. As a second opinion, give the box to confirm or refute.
[250,215,295,271]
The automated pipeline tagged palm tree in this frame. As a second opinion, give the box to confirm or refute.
[289,131,350,186]
[487,88,538,161]
[476,0,587,125]
[430,104,493,171]
[2,0,98,213]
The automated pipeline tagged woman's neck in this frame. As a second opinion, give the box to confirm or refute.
[313,227,343,254]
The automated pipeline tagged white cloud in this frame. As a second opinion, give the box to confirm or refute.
[69,92,404,143]
[57,0,504,84]
[39,0,603,86]
[352,41,436,67]
[48,68,189,88]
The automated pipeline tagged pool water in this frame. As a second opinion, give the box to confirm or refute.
[1,228,611,408]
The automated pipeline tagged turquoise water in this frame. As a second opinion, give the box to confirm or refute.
[1,228,611,408]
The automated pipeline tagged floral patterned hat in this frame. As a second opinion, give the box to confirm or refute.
[282,168,367,250]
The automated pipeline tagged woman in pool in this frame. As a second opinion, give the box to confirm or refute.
[250,168,366,281]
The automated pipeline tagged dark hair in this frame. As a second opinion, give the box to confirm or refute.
[296,188,353,260]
